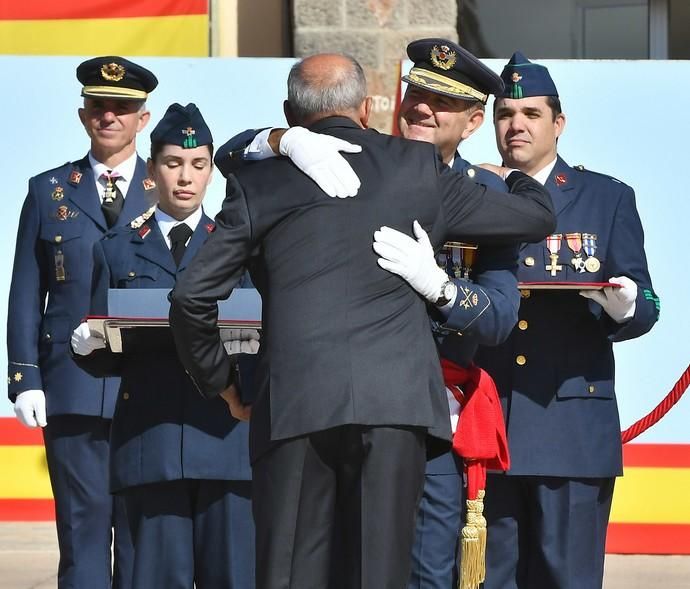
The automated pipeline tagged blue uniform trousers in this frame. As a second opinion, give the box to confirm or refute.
[43,415,133,589]
[124,479,254,589]
[483,473,614,589]
[408,452,463,589]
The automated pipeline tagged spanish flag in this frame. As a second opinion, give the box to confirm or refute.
[0,418,53,521]
[0,0,208,56]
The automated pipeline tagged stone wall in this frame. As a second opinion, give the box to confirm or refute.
[292,0,458,131]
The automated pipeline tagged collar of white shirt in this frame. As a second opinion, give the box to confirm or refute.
[155,205,203,248]
[532,157,558,186]
[89,151,139,198]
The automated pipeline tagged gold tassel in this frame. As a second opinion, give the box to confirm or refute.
[459,498,484,589]
[476,490,487,583]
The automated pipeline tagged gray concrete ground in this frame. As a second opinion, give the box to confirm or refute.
[1,522,688,588]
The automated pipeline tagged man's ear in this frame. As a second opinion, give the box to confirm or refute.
[146,157,154,178]
[359,96,373,128]
[284,100,297,127]
[460,108,485,141]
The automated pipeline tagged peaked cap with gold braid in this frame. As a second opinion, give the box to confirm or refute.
[402,38,504,103]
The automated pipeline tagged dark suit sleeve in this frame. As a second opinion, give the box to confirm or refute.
[438,164,556,245]
[169,174,255,399]
[72,240,123,378]
[601,185,658,342]
[214,128,268,178]
[7,179,48,400]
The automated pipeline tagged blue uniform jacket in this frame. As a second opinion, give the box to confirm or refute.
[477,157,659,478]
[77,212,253,492]
[7,156,154,417]
[427,156,520,475]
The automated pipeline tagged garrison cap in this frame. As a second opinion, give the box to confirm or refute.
[77,56,158,101]
[150,103,213,149]
[402,38,504,104]
[499,52,559,99]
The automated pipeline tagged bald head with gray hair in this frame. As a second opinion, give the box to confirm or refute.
[285,53,371,128]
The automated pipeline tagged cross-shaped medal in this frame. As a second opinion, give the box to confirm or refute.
[545,253,562,277]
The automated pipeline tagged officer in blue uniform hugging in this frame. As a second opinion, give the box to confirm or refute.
[474,53,660,589]
[71,103,256,589]
[372,38,521,589]
[7,55,158,589]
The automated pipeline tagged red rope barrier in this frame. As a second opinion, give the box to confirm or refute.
[621,363,690,444]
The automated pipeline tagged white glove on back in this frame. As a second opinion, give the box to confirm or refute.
[279,126,362,198]
[14,389,47,428]
[579,275,637,323]
[71,322,106,356]
[373,220,448,302]
[221,328,261,355]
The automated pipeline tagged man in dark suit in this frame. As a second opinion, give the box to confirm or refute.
[214,40,519,589]
[7,56,157,588]
[474,53,660,589]
[71,103,256,589]
[169,53,555,589]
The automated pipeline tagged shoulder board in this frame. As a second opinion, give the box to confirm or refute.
[573,164,623,184]
[130,205,157,229]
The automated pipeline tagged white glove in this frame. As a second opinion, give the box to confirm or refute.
[373,220,448,302]
[14,389,47,428]
[579,275,637,323]
[71,322,106,356]
[279,126,362,198]
[221,329,261,355]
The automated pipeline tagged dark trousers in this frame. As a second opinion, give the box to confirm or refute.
[43,414,133,589]
[408,452,463,589]
[252,425,427,589]
[124,479,255,589]
[483,473,615,589]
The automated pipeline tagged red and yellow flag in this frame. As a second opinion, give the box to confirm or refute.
[0,0,208,56]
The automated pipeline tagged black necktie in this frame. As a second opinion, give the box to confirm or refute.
[169,224,193,267]
[100,171,124,228]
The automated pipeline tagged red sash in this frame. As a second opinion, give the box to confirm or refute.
[441,358,510,499]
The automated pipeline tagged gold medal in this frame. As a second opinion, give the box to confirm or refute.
[584,256,601,273]
[582,232,600,273]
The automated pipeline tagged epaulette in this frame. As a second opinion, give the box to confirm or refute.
[130,205,157,229]
[573,164,623,184]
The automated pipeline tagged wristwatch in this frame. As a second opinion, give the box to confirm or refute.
[435,280,457,307]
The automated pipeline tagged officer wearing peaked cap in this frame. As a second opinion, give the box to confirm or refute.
[7,55,157,589]
[475,52,659,589]
[72,102,256,589]
[380,37,522,589]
